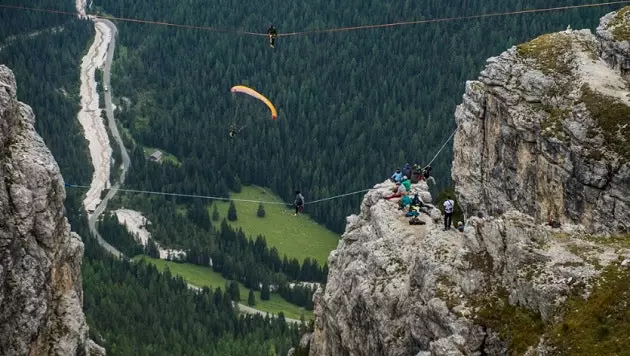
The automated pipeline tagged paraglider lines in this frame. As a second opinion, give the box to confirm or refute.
[1,1,629,38]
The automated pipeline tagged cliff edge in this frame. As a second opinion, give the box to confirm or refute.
[0,65,104,356]
[453,8,630,234]
[309,7,630,356]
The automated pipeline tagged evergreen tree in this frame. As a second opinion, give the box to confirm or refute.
[261,283,270,301]
[257,202,266,218]
[227,201,238,221]
[228,281,241,302]
[212,204,220,221]
[248,288,256,306]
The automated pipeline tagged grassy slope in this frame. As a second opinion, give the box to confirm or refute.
[135,256,314,321]
[212,185,339,264]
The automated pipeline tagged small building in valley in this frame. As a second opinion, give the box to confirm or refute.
[149,150,163,162]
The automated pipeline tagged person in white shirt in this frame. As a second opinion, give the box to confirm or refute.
[443,197,454,231]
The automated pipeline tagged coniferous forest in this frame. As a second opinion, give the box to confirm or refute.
[0,0,624,354]
[98,0,620,232]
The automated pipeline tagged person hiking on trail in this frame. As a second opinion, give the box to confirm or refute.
[443,196,455,231]
[267,25,278,48]
[294,190,304,216]
[457,221,465,232]
[390,168,403,183]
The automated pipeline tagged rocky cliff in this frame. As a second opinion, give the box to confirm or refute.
[0,66,104,356]
[453,8,630,235]
[309,7,630,356]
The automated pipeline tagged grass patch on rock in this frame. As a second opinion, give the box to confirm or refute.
[547,262,630,355]
[516,33,573,75]
[609,6,630,42]
[541,107,570,143]
[475,291,545,355]
[580,85,630,161]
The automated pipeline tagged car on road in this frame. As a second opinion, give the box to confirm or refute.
[104,85,109,91]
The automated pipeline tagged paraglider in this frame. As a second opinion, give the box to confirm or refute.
[230,85,277,120]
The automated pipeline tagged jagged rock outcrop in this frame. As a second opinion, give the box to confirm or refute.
[453,8,630,235]
[0,66,105,356]
[310,7,630,356]
[309,181,630,355]
[598,7,630,76]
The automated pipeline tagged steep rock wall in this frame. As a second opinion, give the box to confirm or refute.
[0,65,104,356]
[452,10,630,235]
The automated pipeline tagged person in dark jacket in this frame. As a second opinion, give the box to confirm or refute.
[267,25,278,48]
[402,163,412,180]
[294,190,304,216]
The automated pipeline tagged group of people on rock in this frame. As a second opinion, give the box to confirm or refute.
[386,165,434,225]
[390,163,435,185]
[387,165,465,232]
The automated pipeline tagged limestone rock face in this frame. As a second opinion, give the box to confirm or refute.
[452,9,630,235]
[310,7,630,356]
[309,182,629,356]
[0,65,104,356]
[598,8,630,77]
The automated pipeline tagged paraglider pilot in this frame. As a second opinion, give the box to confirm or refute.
[267,25,277,48]
[228,124,245,138]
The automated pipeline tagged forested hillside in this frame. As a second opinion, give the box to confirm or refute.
[96,0,621,231]
[0,6,302,355]
[83,238,301,356]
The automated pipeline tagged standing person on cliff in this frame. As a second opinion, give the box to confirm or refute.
[443,196,455,231]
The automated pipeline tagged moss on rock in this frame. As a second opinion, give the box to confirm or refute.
[609,6,630,42]
[547,262,630,355]
[580,85,630,162]
[517,33,573,75]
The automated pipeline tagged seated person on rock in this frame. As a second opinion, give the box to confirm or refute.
[385,182,407,200]
[398,194,413,210]
[390,168,403,183]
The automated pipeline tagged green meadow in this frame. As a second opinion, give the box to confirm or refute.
[135,256,313,321]
[211,185,339,265]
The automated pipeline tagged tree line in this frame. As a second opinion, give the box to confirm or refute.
[96,0,619,232]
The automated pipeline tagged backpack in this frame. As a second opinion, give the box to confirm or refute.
[409,217,425,225]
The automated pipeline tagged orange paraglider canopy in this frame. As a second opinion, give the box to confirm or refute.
[230,85,277,120]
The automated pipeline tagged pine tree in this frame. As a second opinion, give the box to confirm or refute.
[227,201,237,221]
[211,204,220,221]
[228,281,240,302]
[248,288,256,306]
[257,202,266,218]
[261,283,270,301]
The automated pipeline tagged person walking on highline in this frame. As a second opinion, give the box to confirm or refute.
[267,25,278,48]
[294,190,305,216]
[443,196,454,231]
